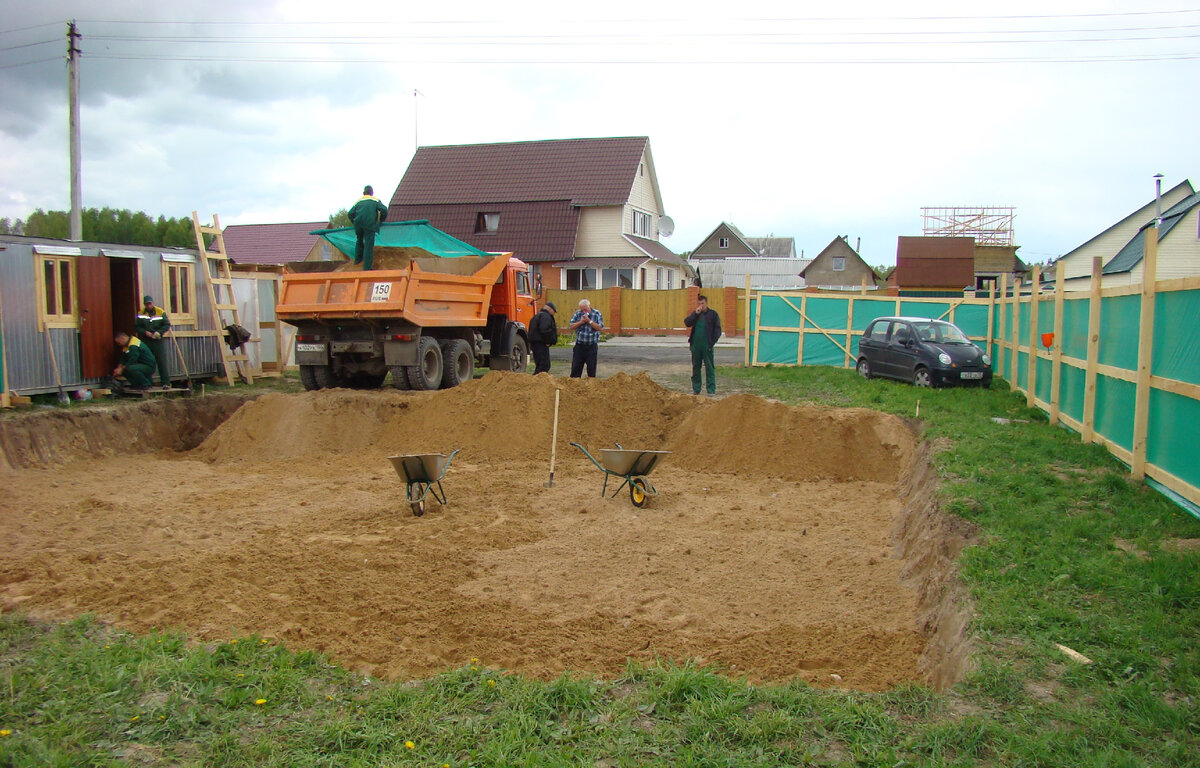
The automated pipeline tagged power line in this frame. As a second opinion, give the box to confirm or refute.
[0,38,58,53]
[0,21,61,36]
[0,55,61,70]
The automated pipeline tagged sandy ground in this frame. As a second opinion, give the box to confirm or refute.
[1,373,927,690]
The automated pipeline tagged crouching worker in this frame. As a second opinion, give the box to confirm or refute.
[113,331,157,391]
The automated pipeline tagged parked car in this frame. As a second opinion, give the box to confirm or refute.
[856,316,992,388]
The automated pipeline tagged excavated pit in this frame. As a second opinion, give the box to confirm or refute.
[0,373,973,691]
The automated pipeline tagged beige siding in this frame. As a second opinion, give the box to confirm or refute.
[627,147,663,239]
[576,206,643,259]
[1149,207,1200,281]
[1058,185,1193,280]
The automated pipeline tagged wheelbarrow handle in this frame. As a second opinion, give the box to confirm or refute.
[441,448,462,477]
[569,441,609,473]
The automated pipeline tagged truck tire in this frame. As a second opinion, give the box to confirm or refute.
[406,336,443,390]
[439,339,474,389]
[299,364,336,391]
[508,336,529,373]
[389,365,411,390]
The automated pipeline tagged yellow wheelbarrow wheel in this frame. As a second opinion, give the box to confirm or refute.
[629,477,649,508]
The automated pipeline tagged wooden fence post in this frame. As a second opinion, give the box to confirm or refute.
[998,272,1008,378]
[1050,266,1065,425]
[744,273,752,367]
[1131,224,1159,480]
[845,296,855,368]
[987,279,996,364]
[1027,265,1041,407]
[1082,256,1103,443]
[1010,274,1021,391]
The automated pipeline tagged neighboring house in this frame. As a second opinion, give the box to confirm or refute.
[800,236,881,291]
[1054,179,1199,290]
[973,245,1028,291]
[0,235,222,395]
[388,136,690,291]
[688,222,801,288]
[222,221,329,266]
[891,236,976,296]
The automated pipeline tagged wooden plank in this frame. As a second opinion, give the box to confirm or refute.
[844,296,855,368]
[1131,224,1158,480]
[1150,374,1200,401]
[1010,275,1021,391]
[744,274,751,368]
[796,294,806,364]
[997,272,1007,377]
[1027,266,1041,408]
[752,288,763,366]
[1082,256,1103,443]
[1145,463,1200,508]
[986,279,996,366]
[1049,265,1066,425]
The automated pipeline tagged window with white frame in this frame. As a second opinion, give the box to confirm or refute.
[832,256,846,272]
[38,255,78,329]
[162,259,197,325]
[719,237,729,249]
[632,210,652,238]
[656,267,664,289]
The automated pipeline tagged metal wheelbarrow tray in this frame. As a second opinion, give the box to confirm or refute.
[570,442,670,507]
[388,449,460,516]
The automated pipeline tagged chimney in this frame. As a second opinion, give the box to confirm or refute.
[856,236,861,252]
[1154,173,1164,221]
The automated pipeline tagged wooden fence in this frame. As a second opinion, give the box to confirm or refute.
[545,286,744,335]
[744,229,1200,509]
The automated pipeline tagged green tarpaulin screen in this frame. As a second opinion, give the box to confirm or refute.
[311,220,492,260]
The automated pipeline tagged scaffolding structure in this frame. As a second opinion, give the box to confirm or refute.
[921,206,1015,246]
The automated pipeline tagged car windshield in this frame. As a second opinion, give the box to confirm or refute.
[912,322,971,344]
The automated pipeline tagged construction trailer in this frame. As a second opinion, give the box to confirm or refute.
[0,234,224,397]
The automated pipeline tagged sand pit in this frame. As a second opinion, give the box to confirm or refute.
[0,373,971,691]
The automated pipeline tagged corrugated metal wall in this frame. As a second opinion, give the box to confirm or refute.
[0,237,223,395]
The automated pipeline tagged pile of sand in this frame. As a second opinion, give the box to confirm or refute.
[1,373,946,691]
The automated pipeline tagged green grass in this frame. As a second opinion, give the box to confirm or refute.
[3,366,1199,766]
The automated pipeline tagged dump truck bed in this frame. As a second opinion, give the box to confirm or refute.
[276,255,508,328]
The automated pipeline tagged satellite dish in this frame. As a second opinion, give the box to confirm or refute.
[658,215,675,238]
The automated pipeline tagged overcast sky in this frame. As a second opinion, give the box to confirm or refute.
[1,0,1197,266]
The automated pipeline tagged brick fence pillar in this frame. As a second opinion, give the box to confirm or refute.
[687,285,700,311]
[723,286,739,336]
[607,286,622,335]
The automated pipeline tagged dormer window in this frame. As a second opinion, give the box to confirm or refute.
[475,212,500,233]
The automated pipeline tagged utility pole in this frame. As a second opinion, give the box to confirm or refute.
[67,20,82,241]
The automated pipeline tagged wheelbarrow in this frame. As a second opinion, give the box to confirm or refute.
[387,449,460,516]
[569,442,670,508]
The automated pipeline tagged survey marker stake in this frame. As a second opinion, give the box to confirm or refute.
[545,388,561,488]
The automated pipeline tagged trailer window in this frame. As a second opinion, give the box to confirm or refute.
[38,255,78,329]
[162,261,197,325]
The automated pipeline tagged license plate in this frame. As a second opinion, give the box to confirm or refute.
[961,371,983,380]
[296,343,325,353]
[370,282,392,302]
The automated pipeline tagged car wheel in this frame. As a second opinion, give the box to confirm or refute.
[913,366,932,388]
[856,357,872,379]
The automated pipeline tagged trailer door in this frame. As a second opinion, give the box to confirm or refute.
[77,255,113,379]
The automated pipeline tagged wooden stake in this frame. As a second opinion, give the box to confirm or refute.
[1131,224,1159,480]
[1049,266,1066,425]
[1082,256,1103,443]
[744,273,751,368]
[171,333,191,389]
[997,272,1008,379]
[1010,275,1021,391]
[1027,265,1041,408]
[44,330,68,403]
[545,388,561,488]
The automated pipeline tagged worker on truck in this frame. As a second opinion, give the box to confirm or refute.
[348,185,389,270]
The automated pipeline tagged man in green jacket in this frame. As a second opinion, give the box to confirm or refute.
[135,295,172,388]
[113,332,157,390]
[348,185,389,269]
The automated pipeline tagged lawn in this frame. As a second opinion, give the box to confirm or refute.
[2,366,1198,766]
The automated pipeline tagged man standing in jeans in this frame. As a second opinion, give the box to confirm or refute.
[684,294,722,395]
[568,298,604,378]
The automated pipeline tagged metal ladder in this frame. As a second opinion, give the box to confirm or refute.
[191,211,253,386]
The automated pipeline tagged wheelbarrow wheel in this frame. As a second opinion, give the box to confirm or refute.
[409,482,426,517]
[630,477,649,508]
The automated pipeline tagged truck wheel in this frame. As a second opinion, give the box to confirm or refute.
[389,365,411,390]
[440,339,474,388]
[406,336,443,390]
[508,336,529,373]
[300,364,335,390]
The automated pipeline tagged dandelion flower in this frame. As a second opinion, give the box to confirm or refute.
[254,699,267,706]
[237,673,245,678]
[230,639,239,645]
[487,679,496,687]
[0,730,12,737]
[405,740,415,749]
[131,716,139,722]
[470,657,479,664]
[260,639,268,644]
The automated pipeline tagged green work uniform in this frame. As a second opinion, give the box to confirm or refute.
[119,336,157,389]
[348,194,389,270]
[135,305,172,387]
[689,312,716,395]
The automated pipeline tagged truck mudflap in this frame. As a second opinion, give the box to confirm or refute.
[384,337,420,367]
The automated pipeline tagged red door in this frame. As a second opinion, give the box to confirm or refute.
[77,255,113,378]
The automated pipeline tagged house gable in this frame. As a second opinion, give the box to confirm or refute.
[1104,189,1200,281]
[800,237,878,288]
[689,222,756,259]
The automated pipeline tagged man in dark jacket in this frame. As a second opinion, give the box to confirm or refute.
[529,301,558,374]
[348,185,389,269]
[113,331,157,390]
[135,294,171,388]
[683,294,722,395]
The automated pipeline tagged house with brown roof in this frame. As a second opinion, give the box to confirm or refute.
[891,236,976,296]
[800,236,880,291]
[388,136,689,291]
[222,221,329,266]
[688,222,801,288]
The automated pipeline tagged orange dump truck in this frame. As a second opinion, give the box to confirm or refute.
[276,220,536,391]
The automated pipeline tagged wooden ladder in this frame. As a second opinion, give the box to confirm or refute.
[191,211,253,386]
